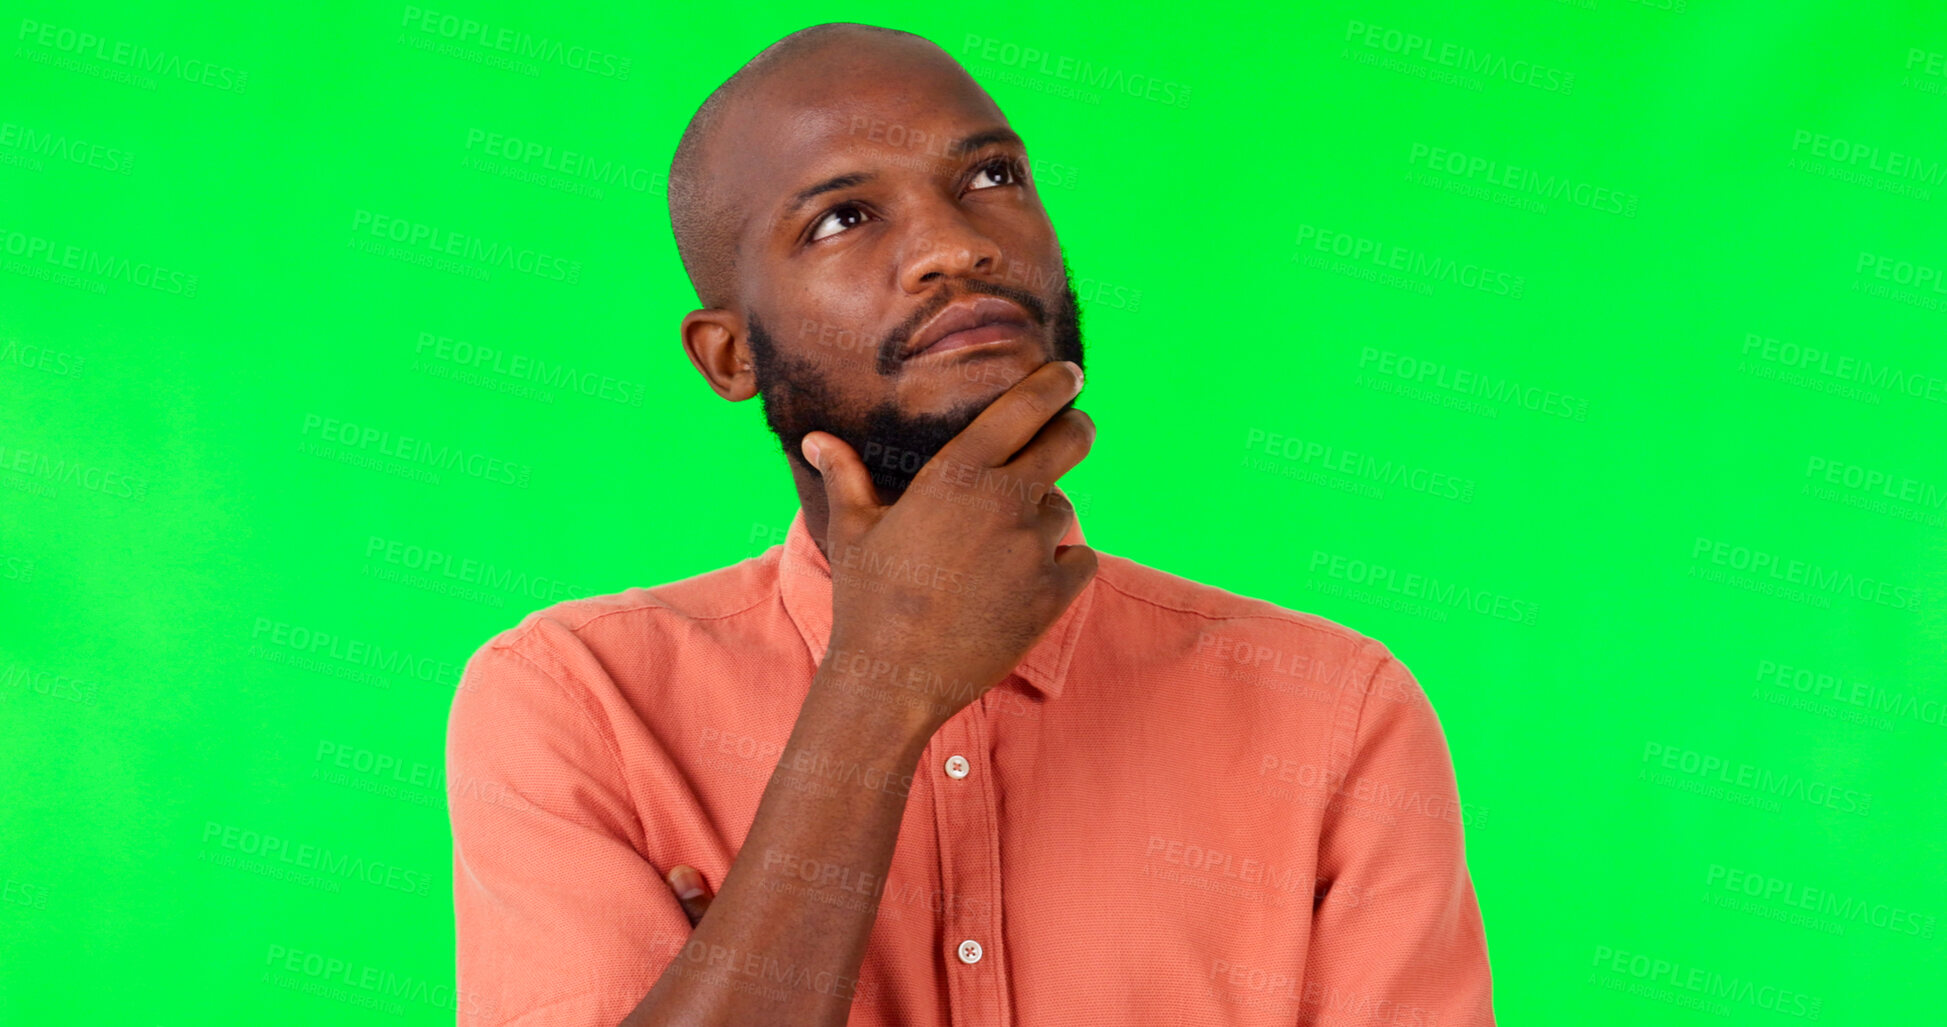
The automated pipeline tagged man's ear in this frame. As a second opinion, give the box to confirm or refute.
[680,308,758,401]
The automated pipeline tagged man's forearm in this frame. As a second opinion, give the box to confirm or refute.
[620,657,939,1027]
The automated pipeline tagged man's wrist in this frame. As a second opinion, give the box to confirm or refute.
[807,644,954,748]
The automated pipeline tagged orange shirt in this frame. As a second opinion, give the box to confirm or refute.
[447,502,1495,1025]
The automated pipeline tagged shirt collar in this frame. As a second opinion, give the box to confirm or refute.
[776,490,1097,699]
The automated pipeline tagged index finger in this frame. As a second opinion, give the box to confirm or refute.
[930,360,1084,471]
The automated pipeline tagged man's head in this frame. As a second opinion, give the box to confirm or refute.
[668,23,1085,498]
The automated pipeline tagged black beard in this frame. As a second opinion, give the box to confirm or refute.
[745,261,1086,500]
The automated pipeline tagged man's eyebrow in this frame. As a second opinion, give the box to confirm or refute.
[946,128,1025,156]
[784,172,877,221]
[777,129,1027,222]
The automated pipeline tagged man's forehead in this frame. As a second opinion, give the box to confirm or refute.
[771,104,1009,175]
[710,58,1011,215]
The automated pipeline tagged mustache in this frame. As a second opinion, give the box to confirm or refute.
[875,279,1049,376]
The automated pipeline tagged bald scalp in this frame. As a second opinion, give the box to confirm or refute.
[666,22,937,310]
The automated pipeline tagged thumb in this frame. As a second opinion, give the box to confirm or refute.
[801,431,880,521]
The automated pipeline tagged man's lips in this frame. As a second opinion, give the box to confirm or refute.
[914,320,1030,358]
[902,296,1033,360]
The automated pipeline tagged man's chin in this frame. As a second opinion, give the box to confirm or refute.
[841,396,990,491]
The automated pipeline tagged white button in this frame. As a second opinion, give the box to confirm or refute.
[944,755,970,779]
[957,939,983,964]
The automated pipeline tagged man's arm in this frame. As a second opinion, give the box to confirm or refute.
[1299,651,1495,1026]
[616,659,936,1025]
[621,360,1094,1027]
[447,638,694,1027]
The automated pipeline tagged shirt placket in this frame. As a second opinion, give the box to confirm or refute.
[929,677,1012,1026]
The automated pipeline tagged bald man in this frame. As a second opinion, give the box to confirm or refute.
[446,22,1495,1027]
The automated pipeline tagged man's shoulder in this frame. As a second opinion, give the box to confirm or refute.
[1098,553,1401,689]
[470,547,784,667]
[1091,550,1392,657]
[446,550,789,764]
[1089,552,1427,721]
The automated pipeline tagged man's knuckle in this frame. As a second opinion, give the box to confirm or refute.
[1016,389,1059,421]
[1057,413,1093,449]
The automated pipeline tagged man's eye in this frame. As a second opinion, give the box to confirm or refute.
[808,204,869,243]
[969,157,1022,191]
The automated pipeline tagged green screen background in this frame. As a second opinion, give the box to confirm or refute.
[4,1,1943,1022]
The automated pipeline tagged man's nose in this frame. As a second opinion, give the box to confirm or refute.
[896,206,1002,292]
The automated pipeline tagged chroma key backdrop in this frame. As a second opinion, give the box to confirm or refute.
[4,2,1944,1024]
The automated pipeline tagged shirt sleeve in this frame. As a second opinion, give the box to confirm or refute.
[446,635,692,1027]
[1299,649,1495,1026]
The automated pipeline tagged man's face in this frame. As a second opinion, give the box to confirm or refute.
[710,42,1085,496]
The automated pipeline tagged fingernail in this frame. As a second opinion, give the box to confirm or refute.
[672,868,703,899]
[801,437,822,468]
[1062,361,1084,389]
